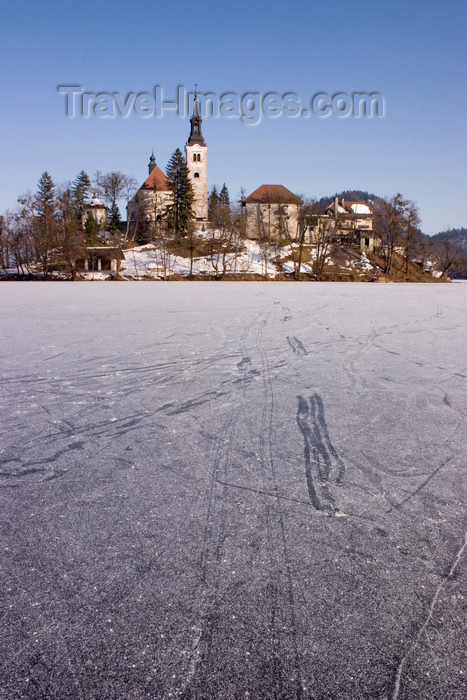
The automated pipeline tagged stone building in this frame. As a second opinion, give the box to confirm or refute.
[82,194,107,229]
[77,246,124,274]
[308,197,380,252]
[242,184,302,240]
[127,154,171,231]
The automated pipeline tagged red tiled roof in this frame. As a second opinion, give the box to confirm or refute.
[244,184,302,205]
[140,165,169,191]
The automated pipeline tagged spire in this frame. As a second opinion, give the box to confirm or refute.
[193,85,200,118]
[149,151,156,174]
[187,86,205,146]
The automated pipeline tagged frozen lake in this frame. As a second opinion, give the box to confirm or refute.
[1,281,466,699]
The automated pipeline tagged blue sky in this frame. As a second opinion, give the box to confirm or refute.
[1,0,466,234]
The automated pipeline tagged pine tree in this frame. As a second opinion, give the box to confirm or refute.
[34,171,57,277]
[208,185,220,217]
[72,170,91,218]
[35,171,56,218]
[108,202,121,232]
[219,183,230,207]
[164,148,195,237]
[84,211,99,244]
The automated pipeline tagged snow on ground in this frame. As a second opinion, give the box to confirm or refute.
[80,271,112,281]
[360,250,373,271]
[0,282,465,699]
[120,239,278,278]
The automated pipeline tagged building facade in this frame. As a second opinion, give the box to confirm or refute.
[308,198,380,252]
[242,184,302,240]
[127,154,171,230]
[82,194,107,229]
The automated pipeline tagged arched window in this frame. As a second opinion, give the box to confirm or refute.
[197,153,201,161]
[193,154,196,162]
[194,172,199,178]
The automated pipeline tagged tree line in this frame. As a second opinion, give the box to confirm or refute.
[1,155,464,279]
[0,169,140,278]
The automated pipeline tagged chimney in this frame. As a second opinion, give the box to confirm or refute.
[334,196,338,215]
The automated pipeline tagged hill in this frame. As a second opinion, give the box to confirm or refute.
[315,190,384,213]
[427,228,467,278]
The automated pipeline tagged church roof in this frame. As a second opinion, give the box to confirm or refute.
[244,184,302,205]
[140,165,169,191]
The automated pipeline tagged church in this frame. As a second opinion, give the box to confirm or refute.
[127,93,208,232]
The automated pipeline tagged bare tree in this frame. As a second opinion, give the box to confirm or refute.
[207,204,244,278]
[93,170,104,198]
[312,216,334,279]
[374,194,418,276]
[56,185,86,280]
[8,194,37,275]
[121,175,138,238]
[0,214,10,269]
[0,209,33,274]
[282,198,316,280]
[433,230,464,276]
[403,200,421,276]
[152,235,176,279]
[100,171,125,213]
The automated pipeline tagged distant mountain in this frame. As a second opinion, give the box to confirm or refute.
[431,227,467,250]
[428,228,467,278]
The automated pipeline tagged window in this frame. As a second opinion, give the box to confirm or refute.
[193,154,196,162]
[194,172,199,178]
[197,153,201,161]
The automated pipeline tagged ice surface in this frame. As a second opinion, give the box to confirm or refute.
[0,282,466,699]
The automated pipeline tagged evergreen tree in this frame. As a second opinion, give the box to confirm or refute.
[35,171,56,218]
[72,170,91,218]
[84,211,99,244]
[208,185,220,217]
[33,171,57,277]
[219,183,230,207]
[108,202,121,232]
[164,148,195,237]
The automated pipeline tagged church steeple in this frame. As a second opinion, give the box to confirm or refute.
[185,85,208,222]
[187,89,206,146]
[148,151,156,174]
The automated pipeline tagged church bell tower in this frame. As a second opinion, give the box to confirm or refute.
[185,89,208,222]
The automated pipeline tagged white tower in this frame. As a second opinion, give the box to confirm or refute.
[185,91,208,222]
